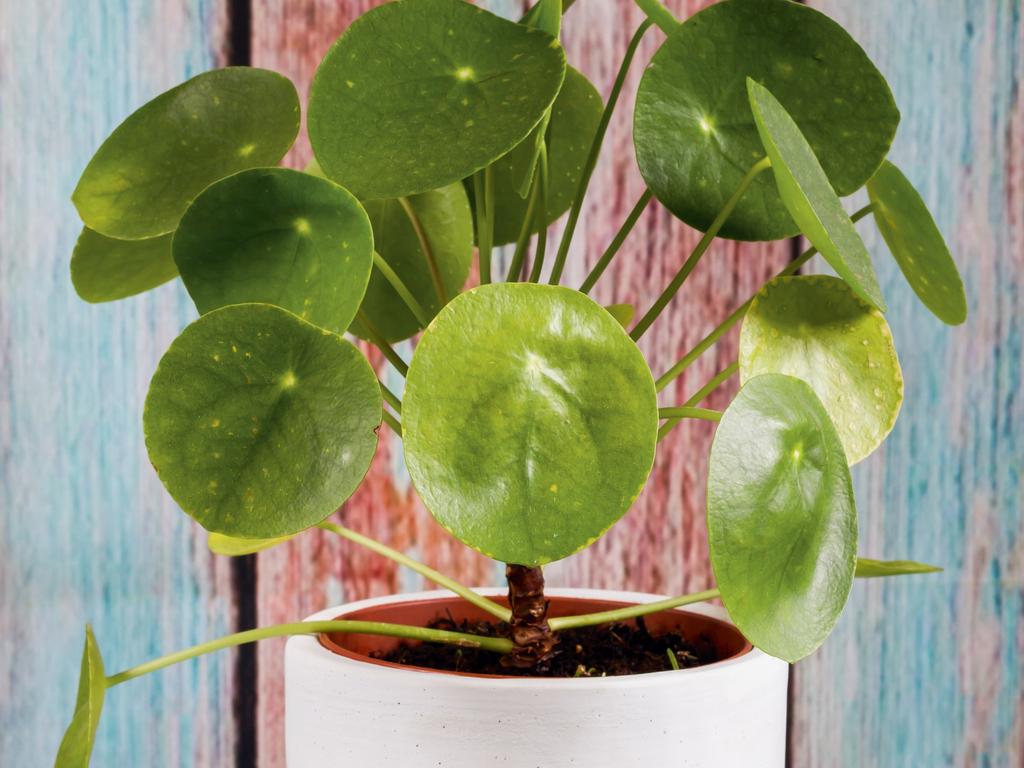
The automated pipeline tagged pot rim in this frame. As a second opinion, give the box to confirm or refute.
[291,588,773,688]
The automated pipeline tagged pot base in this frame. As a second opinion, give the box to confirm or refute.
[286,588,788,767]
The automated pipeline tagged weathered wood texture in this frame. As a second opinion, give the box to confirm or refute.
[0,1,241,765]
[248,1,788,764]
[2,0,1020,766]
[792,2,1024,766]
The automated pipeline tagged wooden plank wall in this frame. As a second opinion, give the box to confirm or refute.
[792,2,1024,766]
[0,1,242,765]
[1,1,1019,766]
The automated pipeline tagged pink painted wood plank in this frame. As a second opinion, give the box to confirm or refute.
[249,2,789,764]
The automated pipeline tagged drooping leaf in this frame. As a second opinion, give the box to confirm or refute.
[604,303,635,328]
[308,0,566,200]
[73,67,300,240]
[54,626,105,768]
[867,160,967,325]
[633,0,897,241]
[173,168,373,334]
[748,79,886,311]
[71,228,177,303]
[144,303,381,539]
[208,531,296,556]
[403,283,658,566]
[481,67,603,246]
[855,557,943,578]
[708,373,857,663]
[350,184,474,342]
[739,275,903,465]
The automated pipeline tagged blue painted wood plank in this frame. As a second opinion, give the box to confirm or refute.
[0,2,239,765]
[795,1,1023,765]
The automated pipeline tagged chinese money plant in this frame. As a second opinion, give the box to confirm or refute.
[56,0,965,764]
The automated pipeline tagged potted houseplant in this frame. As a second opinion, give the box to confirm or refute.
[56,0,967,765]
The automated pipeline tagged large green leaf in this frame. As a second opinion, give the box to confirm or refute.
[748,79,886,311]
[634,0,897,241]
[308,0,566,200]
[403,283,658,566]
[739,275,903,465]
[173,168,373,334]
[144,303,381,538]
[351,184,474,342]
[708,373,857,663]
[73,68,299,240]
[483,67,602,246]
[855,557,942,578]
[867,160,967,325]
[54,626,105,768]
[71,228,177,303]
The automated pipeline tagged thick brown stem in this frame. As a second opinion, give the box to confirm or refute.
[502,563,557,668]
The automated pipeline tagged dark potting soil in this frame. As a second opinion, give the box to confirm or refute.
[373,614,721,677]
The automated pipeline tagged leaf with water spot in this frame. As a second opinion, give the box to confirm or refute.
[350,184,474,342]
[54,626,105,768]
[144,303,381,538]
[477,67,602,246]
[867,160,967,325]
[748,79,886,310]
[403,284,658,565]
[208,532,296,556]
[634,0,898,241]
[173,168,373,334]
[73,67,299,240]
[739,275,903,464]
[708,373,857,663]
[71,228,177,303]
[308,0,565,200]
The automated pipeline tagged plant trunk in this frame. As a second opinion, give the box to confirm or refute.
[502,563,557,668]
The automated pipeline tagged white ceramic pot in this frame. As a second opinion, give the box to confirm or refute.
[285,588,788,767]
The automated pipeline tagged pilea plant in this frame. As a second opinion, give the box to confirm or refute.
[57,0,966,763]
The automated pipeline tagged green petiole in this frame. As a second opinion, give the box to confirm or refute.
[398,196,447,305]
[657,406,722,423]
[357,310,409,377]
[372,251,430,327]
[633,0,680,34]
[549,19,654,284]
[579,189,654,294]
[316,521,512,622]
[631,157,772,341]
[106,620,514,688]
[653,203,875,392]
[381,410,402,436]
[657,362,738,442]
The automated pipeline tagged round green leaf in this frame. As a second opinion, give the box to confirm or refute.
[708,373,857,663]
[208,531,296,556]
[403,283,658,566]
[867,160,967,325]
[55,626,105,768]
[486,66,602,246]
[748,79,886,311]
[739,275,903,465]
[633,0,897,241]
[73,67,300,240]
[308,0,566,200]
[144,303,381,538]
[71,227,177,303]
[351,184,474,342]
[173,168,373,334]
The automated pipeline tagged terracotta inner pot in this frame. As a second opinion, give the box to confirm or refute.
[319,594,752,678]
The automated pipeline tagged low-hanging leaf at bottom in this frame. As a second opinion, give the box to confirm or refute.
[707,373,858,663]
[54,626,105,768]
